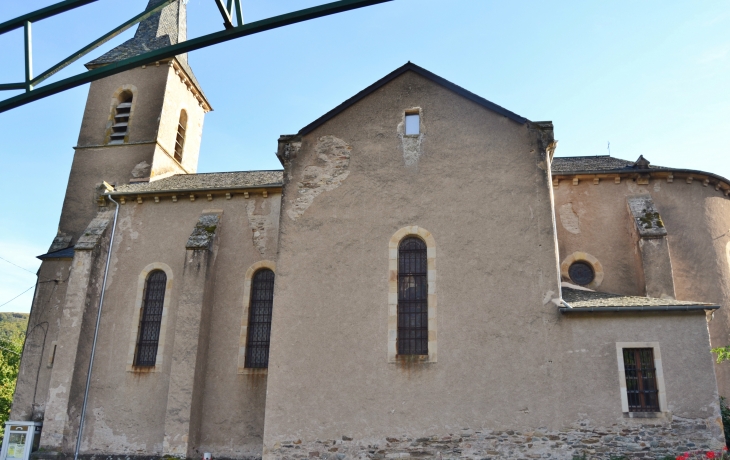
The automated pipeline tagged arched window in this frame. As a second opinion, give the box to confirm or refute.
[245,269,275,368]
[398,237,428,355]
[134,270,167,366]
[174,110,187,162]
[109,92,133,144]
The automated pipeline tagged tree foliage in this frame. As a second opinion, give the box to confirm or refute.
[0,331,23,441]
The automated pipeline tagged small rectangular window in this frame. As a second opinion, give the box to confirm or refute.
[623,348,660,412]
[405,113,419,135]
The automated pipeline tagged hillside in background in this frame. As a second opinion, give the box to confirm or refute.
[0,313,28,340]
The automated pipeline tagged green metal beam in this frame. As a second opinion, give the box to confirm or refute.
[0,0,99,35]
[0,0,391,113]
[0,84,25,91]
[214,0,234,29]
[31,0,173,86]
[24,21,33,92]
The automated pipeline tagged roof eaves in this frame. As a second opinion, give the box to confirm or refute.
[298,62,529,136]
[109,183,283,196]
[559,304,719,313]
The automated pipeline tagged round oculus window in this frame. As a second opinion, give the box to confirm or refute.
[568,261,595,286]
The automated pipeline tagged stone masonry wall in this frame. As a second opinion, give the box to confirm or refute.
[265,418,724,460]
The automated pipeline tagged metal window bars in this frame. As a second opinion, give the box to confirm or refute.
[245,269,275,368]
[397,237,428,356]
[623,348,660,412]
[134,270,167,366]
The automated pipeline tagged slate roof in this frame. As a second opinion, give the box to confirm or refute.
[551,156,638,173]
[298,62,529,136]
[561,287,717,311]
[113,171,283,194]
[85,0,205,99]
[37,246,75,260]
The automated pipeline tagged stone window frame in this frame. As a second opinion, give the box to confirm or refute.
[237,260,276,374]
[126,262,173,372]
[615,342,668,415]
[105,84,138,145]
[560,251,604,289]
[388,226,437,363]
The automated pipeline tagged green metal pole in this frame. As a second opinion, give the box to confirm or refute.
[24,21,33,92]
[0,0,99,35]
[234,0,244,27]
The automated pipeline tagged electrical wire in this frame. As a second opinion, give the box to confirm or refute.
[0,285,36,308]
[0,256,39,275]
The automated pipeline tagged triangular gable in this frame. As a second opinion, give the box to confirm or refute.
[298,62,529,136]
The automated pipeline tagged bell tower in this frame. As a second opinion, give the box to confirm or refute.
[54,0,211,247]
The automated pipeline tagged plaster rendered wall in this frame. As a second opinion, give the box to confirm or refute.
[10,260,71,421]
[552,177,730,397]
[263,71,564,454]
[59,144,157,243]
[265,312,722,459]
[77,66,169,147]
[76,191,279,456]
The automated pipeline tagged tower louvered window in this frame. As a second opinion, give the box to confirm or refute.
[174,110,187,162]
[135,270,166,366]
[245,269,275,368]
[397,237,428,355]
[623,348,660,412]
[109,94,132,144]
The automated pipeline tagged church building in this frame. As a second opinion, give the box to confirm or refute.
[10,1,730,459]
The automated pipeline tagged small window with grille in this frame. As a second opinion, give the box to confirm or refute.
[174,110,187,163]
[109,93,133,145]
[623,348,660,412]
[134,270,167,366]
[397,237,428,356]
[245,269,275,368]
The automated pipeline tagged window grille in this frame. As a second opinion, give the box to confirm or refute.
[397,237,428,355]
[245,269,275,368]
[110,94,132,144]
[134,270,166,366]
[174,110,187,162]
[623,348,660,412]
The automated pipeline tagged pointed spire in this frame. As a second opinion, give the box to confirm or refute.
[86,0,187,68]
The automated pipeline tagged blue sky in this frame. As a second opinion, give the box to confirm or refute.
[0,0,729,312]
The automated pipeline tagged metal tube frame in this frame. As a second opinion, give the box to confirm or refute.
[0,0,391,113]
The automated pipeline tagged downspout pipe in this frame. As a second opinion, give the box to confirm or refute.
[74,194,119,460]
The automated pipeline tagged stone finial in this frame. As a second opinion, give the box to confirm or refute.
[185,213,221,250]
[627,195,667,238]
[633,155,651,169]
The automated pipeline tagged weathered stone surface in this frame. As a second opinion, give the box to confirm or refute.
[75,211,114,250]
[627,195,667,238]
[186,213,220,249]
[267,419,723,460]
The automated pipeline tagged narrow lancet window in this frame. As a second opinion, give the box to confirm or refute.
[110,93,133,144]
[245,269,275,368]
[134,270,166,366]
[397,237,428,355]
[174,110,187,162]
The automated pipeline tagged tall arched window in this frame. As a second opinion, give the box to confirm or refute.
[174,110,187,163]
[245,269,275,368]
[109,92,133,144]
[398,237,428,355]
[135,270,167,366]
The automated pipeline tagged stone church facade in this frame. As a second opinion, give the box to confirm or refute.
[11,1,730,459]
